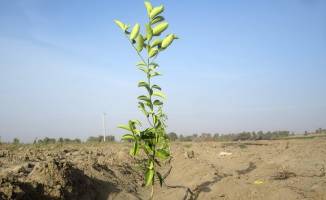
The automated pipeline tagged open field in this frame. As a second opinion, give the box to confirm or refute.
[1,138,326,200]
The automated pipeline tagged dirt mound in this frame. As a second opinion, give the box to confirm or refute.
[1,159,100,200]
[0,145,143,200]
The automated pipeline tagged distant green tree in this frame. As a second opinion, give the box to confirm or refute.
[87,135,115,143]
[13,138,20,145]
[213,133,220,140]
[200,133,212,141]
[179,134,184,141]
[43,137,56,144]
[64,138,72,143]
[251,132,257,140]
[73,138,81,143]
[58,137,64,143]
[105,135,115,142]
[168,132,178,141]
[237,132,251,141]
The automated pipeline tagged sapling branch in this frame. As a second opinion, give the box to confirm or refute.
[124,34,147,65]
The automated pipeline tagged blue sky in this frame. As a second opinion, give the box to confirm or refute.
[0,0,325,142]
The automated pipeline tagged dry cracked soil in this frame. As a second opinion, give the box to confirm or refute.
[1,138,326,200]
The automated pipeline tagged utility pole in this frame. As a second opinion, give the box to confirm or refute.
[102,112,107,142]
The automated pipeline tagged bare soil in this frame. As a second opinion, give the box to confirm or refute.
[1,138,325,200]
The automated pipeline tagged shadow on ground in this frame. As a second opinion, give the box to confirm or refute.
[0,167,121,200]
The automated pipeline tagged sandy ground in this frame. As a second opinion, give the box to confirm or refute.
[0,138,325,200]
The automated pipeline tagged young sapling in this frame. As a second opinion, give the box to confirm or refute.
[114,1,178,198]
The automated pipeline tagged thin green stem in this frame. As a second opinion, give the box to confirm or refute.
[146,117,154,127]
[124,34,156,129]
[143,28,158,197]
[124,34,147,64]
[123,19,168,199]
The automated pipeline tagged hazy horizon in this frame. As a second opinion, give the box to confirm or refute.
[1,0,326,142]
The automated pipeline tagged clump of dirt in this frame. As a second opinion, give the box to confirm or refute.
[271,167,296,180]
[184,150,195,159]
[0,159,101,200]
[0,144,143,200]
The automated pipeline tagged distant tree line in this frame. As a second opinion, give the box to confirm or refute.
[30,135,115,145]
[33,137,82,145]
[168,131,295,142]
[305,128,326,135]
[4,128,325,144]
[86,135,115,143]
[3,135,115,145]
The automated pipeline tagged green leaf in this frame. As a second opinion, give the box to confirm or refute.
[152,84,161,90]
[138,102,149,117]
[117,124,131,132]
[144,1,153,16]
[150,5,164,19]
[153,99,163,106]
[156,149,170,160]
[149,48,158,58]
[145,102,153,110]
[153,114,158,125]
[130,23,140,40]
[154,119,162,129]
[121,134,135,141]
[140,130,155,140]
[151,39,162,47]
[161,34,175,49]
[127,120,141,135]
[114,20,128,31]
[138,66,149,73]
[136,34,144,52]
[138,95,151,103]
[130,119,142,126]
[150,71,161,77]
[136,61,146,66]
[156,172,164,187]
[145,24,153,41]
[151,16,165,25]
[149,62,159,68]
[152,22,168,36]
[138,80,149,88]
[153,91,166,99]
[145,168,154,186]
[148,160,154,169]
[138,81,152,94]
[143,143,153,153]
[130,142,139,156]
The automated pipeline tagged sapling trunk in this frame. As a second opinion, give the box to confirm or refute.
[151,185,154,199]
[114,1,178,199]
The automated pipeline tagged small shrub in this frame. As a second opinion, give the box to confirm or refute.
[115,1,178,198]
